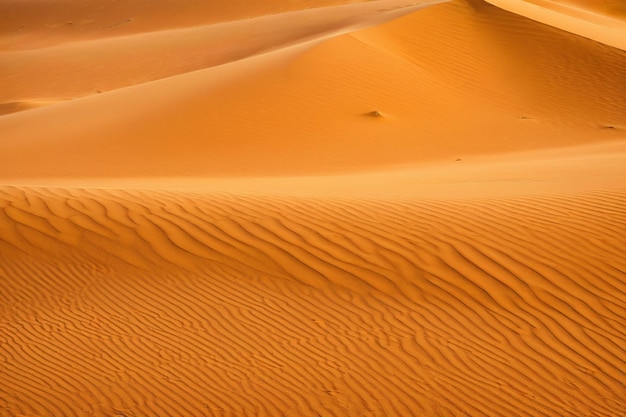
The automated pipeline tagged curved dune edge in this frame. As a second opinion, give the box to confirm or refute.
[0,100,62,116]
[1,185,624,416]
[0,0,624,178]
[0,0,446,106]
[485,0,626,50]
[0,0,381,50]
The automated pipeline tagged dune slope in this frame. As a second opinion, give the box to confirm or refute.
[484,0,626,49]
[0,0,625,416]
[0,0,446,111]
[1,186,625,417]
[0,0,372,50]
[0,0,624,178]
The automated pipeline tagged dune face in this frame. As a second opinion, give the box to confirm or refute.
[0,0,370,49]
[0,0,624,177]
[485,0,626,49]
[1,187,625,416]
[1,0,625,416]
[0,0,447,114]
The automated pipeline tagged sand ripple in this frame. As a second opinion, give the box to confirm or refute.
[1,186,624,416]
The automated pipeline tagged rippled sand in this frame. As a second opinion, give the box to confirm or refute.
[1,0,625,415]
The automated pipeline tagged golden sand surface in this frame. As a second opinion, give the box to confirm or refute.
[1,0,625,416]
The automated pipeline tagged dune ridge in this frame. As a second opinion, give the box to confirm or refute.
[485,0,626,50]
[1,185,625,416]
[0,0,446,111]
[0,1,624,178]
[0,0,377,50]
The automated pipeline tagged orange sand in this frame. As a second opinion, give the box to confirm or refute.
[1,0,625,416]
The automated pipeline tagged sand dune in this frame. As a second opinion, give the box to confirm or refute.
[0,0,373,50]
[0,0,445,111]
[1,0,625,416]
[485,0,626,49]
[1,186,625,416]
[0,1,624,177]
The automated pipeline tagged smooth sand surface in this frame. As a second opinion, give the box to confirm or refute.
[0,0,446,112]
[1,0,625,416]
[485,0,626,49]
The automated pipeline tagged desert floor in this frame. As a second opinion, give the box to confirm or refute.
[1,0,625,416]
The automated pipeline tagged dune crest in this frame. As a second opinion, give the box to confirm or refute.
[0,1,624,178]
[0,0,378,50]
[486,0,626,49]
[0,0,447,112]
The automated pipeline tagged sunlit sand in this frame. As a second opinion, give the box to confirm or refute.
[1,0,624,415]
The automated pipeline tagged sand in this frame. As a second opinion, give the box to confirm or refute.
[1,0,625,416]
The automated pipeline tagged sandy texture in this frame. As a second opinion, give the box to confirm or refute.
[485,0,626,49]
[1,0,625,416]
[1,186,625,416]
